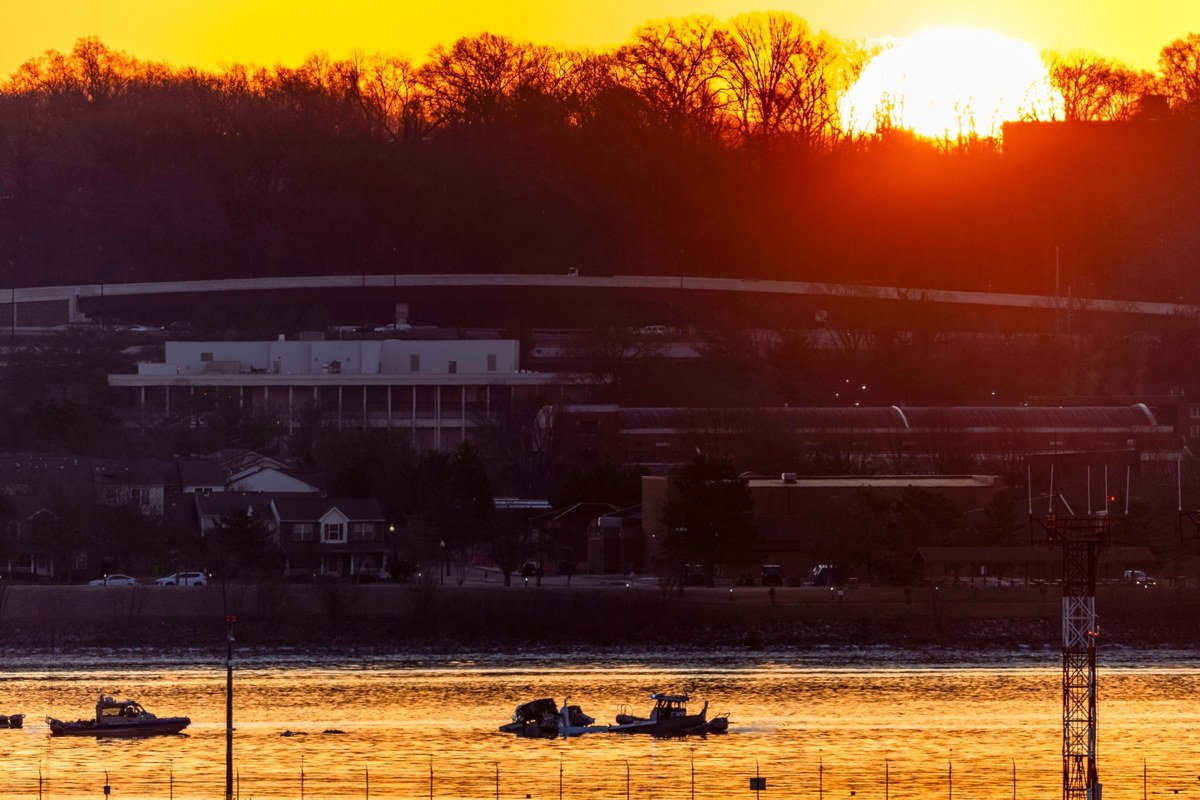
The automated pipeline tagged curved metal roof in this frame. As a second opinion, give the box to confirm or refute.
[619,407,908,430]
[616,405,1163,432]
[900,405,1159,429]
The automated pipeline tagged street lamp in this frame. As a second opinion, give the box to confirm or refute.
[439,540,446,585]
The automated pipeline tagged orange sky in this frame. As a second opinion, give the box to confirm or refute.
[0,0,1195,79]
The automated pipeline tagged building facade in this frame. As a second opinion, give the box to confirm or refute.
[109,338,580,449]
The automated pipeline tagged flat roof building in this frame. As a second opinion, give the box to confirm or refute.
[109,338,580,449]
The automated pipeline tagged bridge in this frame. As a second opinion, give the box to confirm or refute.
[0,274,1191,333]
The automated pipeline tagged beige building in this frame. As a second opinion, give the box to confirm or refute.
[640,473,1006,582]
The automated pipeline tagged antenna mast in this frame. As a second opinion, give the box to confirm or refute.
[1032,467,1109,800]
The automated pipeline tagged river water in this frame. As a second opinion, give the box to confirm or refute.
[0,646,1197,799]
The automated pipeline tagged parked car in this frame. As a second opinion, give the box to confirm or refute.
[156,571,208,586]
[1123,569,1157,587]
[373,322,411,333]
[89,574,139,586]
[761,564,784,586]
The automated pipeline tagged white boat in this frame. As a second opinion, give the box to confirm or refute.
[612,693,729,736]
[47,694,190,737]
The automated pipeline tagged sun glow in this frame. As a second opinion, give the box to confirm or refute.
[840,27,1062,141]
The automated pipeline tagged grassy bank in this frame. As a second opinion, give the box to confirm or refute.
[1,580,1197,652]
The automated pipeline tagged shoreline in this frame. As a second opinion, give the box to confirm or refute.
[2,580,1198,653]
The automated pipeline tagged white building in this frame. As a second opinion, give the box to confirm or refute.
[109,338,578,450]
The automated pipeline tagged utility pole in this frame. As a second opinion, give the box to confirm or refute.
[225,614,236,800]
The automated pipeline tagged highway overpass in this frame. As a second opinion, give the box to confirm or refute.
[0,274,1192,334]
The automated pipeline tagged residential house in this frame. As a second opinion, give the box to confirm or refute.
[195,492,279,538]
[271,497,388,579]
[0,455,92,498]
[0,497,65,579]
[93,459,169,516]
[174,458,227,495]
[228,466,322,494]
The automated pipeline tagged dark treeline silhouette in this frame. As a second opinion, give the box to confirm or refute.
[1,23,1199,300]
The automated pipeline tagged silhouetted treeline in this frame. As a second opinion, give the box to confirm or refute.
[1,24,1199,300]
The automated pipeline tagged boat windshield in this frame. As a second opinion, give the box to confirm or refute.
[100,702,145,719]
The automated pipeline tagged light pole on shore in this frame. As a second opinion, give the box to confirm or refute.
[225,614,236,800]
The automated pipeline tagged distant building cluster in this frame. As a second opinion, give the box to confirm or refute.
[0,453,385,582]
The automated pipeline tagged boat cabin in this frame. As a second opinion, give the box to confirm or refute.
[649,693,691,719]
[97,697,150,721]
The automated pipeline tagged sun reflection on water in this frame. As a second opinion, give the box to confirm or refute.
[0,651,1196,799]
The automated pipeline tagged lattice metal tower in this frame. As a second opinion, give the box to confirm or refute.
[1039,513,1108,800]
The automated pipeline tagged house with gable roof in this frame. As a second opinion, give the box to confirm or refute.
[194,492,278,538]
[271,496,388,579]
[0,496,64,579]
[174,457,226,495]
[92,459,169,515]
[228,466,322,494]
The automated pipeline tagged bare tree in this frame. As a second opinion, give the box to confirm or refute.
[614,16,731,142]
[9,37,138,102]
[354,53,431,143]
[561,327,658,402]
[418,32,557,130]
[721,12,838,149]
[1049,51,1150,121]
[1158,33,1200,113]
[830,37,890,144]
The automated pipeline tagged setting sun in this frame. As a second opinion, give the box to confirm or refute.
[840,27,1062,141]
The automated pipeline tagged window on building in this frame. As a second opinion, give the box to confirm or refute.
[351,522,377,541]
[323,523,347,543]
[1191,407,1200,419]
[130,488,148,507]
[448,360,457,374]
[1191,424,1200,439]
[410,354,420,372]
[487,354,497,372]
[293,523,314,542]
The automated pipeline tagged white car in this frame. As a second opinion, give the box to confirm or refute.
[156,571,208,586]
[89,574,139,586]
[373,323,411,333]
